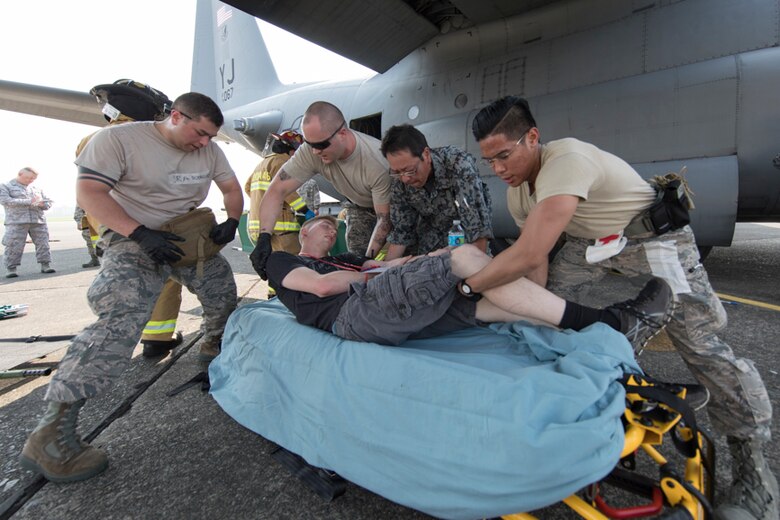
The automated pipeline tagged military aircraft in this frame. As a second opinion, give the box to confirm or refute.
[2,0,780,252]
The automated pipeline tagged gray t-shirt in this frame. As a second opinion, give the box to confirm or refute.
[76,121,235,229]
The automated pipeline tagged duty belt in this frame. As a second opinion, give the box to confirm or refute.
[624,209,656,238]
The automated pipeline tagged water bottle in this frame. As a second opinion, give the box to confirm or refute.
[448,220,465,247]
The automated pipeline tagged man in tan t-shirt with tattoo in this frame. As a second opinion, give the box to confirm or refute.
[250,101,392,281]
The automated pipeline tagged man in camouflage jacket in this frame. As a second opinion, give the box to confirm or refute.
[380,124,493,259]
[0,167,56,277]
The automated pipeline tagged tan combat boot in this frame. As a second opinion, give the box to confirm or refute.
[198,335,222,363]
[715,437,779,520]
[19,400,108,482]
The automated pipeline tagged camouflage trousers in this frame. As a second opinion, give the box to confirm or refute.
[81,227,97,259]
[45,233,237,402]
[547,226,772,441]
[343,204,376,255]
[2,223,52,269]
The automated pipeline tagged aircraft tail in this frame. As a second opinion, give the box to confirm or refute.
[191,0,283,111]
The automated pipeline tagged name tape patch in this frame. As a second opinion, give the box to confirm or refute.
[170,172,210,185]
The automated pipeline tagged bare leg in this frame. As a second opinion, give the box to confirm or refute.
[449,245,566,326]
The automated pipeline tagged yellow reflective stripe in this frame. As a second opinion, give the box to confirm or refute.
[257,181,271,189]
[248,219,300,232]
[142,319,177,335]
[90,234,99,246]
[274,221,301,231]
[289,197,306,211]
[250,181,263,192]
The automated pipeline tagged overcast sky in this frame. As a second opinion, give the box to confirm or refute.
[0,0,374,217]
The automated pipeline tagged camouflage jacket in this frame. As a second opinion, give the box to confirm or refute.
[0,179,52,225]
[297,179,321,211]
[388,146,493,253]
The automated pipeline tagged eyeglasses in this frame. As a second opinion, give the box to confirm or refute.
[175,109,193,120]
[481,131,528,167]
[304,121,345,150]
[389,158,422,179]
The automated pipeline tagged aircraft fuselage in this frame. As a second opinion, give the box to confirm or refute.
[207,0,780,246]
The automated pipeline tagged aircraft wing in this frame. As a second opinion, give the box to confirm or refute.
[0,79,105,127]
[222,0,559,72]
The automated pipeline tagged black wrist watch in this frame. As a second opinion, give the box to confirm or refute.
[458,280,482,301]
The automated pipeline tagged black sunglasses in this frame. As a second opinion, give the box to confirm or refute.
[304,121,345,150]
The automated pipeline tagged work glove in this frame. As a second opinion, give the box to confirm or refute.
[250,232,272,280]
[209,217,240,245]
[129,225,185,265]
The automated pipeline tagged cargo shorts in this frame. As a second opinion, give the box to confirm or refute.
[332,252,478,346]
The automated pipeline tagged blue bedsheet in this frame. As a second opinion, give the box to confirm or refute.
[210,299,641,519]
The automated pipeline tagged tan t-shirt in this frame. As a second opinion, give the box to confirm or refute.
[75,121,235,229]
[507,138,656,239]
[282,130,391,208]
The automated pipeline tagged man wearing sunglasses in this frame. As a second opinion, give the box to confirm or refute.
[251,101,392,281]
[380,124,493,260]
[465,96,777,520]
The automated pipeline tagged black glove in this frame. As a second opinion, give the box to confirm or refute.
[250,232,272,280]
[129,225,185,265]
[209,217,239,245]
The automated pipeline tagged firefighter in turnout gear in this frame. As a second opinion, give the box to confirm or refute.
[245,130,317,253]
[75,79,185,358]
[245,130,318,297]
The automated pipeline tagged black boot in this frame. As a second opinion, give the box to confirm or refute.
[141,331,183,358]
[82,257,100,268]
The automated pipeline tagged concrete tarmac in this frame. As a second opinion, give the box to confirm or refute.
[0,220,778,519]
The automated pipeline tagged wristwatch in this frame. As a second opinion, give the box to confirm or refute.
[458,280,482,301]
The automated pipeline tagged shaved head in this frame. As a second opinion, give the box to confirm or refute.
[303,101,345,134]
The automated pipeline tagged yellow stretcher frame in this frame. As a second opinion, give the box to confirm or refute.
[504,377,715,520]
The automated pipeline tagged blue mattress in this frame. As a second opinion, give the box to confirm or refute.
[210,299,641,519]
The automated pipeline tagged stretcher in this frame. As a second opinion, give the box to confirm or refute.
[210,299,715,519]
[507,374,715,519]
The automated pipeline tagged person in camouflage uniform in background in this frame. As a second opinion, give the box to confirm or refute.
[297,176,320,216]
[0,167,56,278]
[20,92,243,484]
[380,124,493,259]
[73,205,100,268]
[466,96,777,520]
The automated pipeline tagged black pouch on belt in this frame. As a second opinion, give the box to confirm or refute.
[647,173,693,235]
